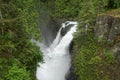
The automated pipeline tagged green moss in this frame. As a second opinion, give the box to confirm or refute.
[98,8,120,18]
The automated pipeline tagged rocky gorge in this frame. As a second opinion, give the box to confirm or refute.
[0,0,120,80]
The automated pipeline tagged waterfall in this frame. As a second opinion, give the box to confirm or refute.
[36,21,77,80]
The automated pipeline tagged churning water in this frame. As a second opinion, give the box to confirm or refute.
[36,21,77,80]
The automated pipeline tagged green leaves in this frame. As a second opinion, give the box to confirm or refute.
[54,0,80,19]
[73,30,116,80]
[0,0,42,80]
[6,61,32,80]
[103,49,115,64]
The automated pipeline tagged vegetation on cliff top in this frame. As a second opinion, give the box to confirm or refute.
[98,8,120,18]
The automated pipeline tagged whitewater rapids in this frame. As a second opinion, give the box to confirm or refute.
[36,21,77,80]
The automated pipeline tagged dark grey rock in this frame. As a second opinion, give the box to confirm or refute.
[66,65,78,80]
[113,42,120,64]
[61,24,74,36]
[95,15,120,80]
[95,15,120,43]
[108,18,120,42]
[94,15,113,42]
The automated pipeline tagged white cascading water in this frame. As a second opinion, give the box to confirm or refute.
[36,21,77,80]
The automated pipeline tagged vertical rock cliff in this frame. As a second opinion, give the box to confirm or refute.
[95,10,120,80]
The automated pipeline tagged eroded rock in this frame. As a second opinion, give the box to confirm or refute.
[95,14,120,43]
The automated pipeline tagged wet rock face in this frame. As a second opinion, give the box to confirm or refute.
[108,18,120,42]
[95,14,120,66]
[113,43,120,64]
[95,15,113,41]
[95,15,120,43]
[95,15,120,44]
[61,24,74,36]
[66,65,78,80]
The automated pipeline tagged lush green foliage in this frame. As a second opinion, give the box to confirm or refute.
[0,0,42,80]
[6,60,31,80]
[54,0,120,19]
[54,0,120,80]
[54,0,81,19]
[73,30,116,80]
[1,0,120,80]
